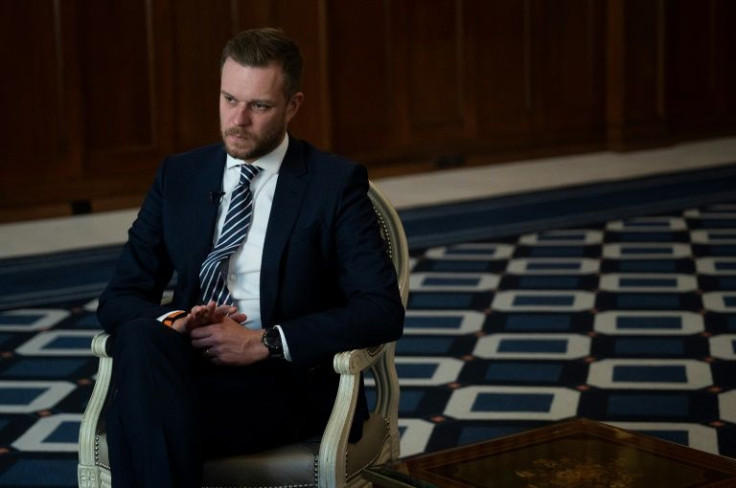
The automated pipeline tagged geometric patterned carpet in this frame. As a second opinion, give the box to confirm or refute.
[397,202,736,459]
[1,201,736,486]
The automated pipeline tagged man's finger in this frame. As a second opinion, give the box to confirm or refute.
[189,325,214,339]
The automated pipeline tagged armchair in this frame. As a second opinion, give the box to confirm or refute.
[78,181,409,488]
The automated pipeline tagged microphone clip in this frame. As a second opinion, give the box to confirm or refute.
[208,191,225,204]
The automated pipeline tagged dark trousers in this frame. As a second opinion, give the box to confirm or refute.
[106,318,303,488]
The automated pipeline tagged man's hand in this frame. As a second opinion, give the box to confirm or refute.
[189,316,269,366]
[170,302,246,334]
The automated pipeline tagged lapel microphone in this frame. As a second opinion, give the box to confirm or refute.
[208,191,225,204]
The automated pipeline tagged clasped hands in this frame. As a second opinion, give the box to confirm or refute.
[169,302,269,366]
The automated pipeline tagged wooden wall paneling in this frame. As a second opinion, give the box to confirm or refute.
[3,0,736,223]
[263,0,331,149]
[467,0,534,147]
[606,0,667,150]
[606,0,625,147]
[701,0,736,129]
[77,0,165,174]
[0,0,72,209]
[173,0,234,151]
[327,0,397,160]
[532,0,605,144]
[390,0,412,155]
[232,0,275,28]
[228,0,330,149]
[169,0,331,153]
[58,0,87,180]
[150,0,175,160]
[665,0,724,134]
[79,0,177,213]
[720,0,736,124]
[400,0,468,146]
[623,0,665,126]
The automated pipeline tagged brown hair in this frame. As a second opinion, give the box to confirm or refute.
[220,27,303,99]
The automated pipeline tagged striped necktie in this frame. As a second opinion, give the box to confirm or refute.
[199,164,262,305]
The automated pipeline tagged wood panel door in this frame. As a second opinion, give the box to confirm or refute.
[468,0,605,150]
[0,0,329,219]
[328,0,607,166]
[0,0,174,215]
[666,0,736,136]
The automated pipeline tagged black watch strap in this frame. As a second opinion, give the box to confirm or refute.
[261,327,284,359]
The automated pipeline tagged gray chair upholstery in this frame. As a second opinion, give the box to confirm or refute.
[78,181,409,488]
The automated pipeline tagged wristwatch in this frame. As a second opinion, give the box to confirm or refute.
[261,327,284,359]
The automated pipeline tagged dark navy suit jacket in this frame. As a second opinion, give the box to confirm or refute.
[98,137,404,439]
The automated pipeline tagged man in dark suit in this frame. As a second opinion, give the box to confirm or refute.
[98,27,404,488]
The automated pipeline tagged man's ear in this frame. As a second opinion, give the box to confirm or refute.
[285,92,304,123]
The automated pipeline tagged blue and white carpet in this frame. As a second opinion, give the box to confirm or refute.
[1,165,736,487]
[396,203,736,458]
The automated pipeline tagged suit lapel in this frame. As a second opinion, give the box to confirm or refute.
[189,146,227,274]
[260,138,308,327]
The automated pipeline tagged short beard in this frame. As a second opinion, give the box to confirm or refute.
[222,126,285,161]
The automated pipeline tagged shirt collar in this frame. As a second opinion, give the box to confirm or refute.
[225,133,289,174]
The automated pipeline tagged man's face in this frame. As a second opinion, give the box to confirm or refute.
[219,57,303,161]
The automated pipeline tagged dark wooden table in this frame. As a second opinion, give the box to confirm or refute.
[363,418,736,488]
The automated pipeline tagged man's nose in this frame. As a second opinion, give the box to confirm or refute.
[233,106,251,126]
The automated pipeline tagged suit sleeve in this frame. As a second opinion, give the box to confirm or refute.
[97,159,177,333]
[278,165,405,367]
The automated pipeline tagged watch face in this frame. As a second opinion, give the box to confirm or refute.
[263,329,278,347]
[262,328,284,358]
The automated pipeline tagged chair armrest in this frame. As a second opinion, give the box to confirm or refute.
[78,333,113,468]
[332,344,386,375]
[91,332,113,359]
[332,343,398,433]
[318,342,399,487]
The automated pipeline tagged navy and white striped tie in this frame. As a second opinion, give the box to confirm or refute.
[199,164,262,305]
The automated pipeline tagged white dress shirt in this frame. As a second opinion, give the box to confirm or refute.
[162,134,292,359]
[216,135,287,330]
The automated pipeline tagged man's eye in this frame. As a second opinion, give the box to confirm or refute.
[252,103,270,112]
[223,95,236,104]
